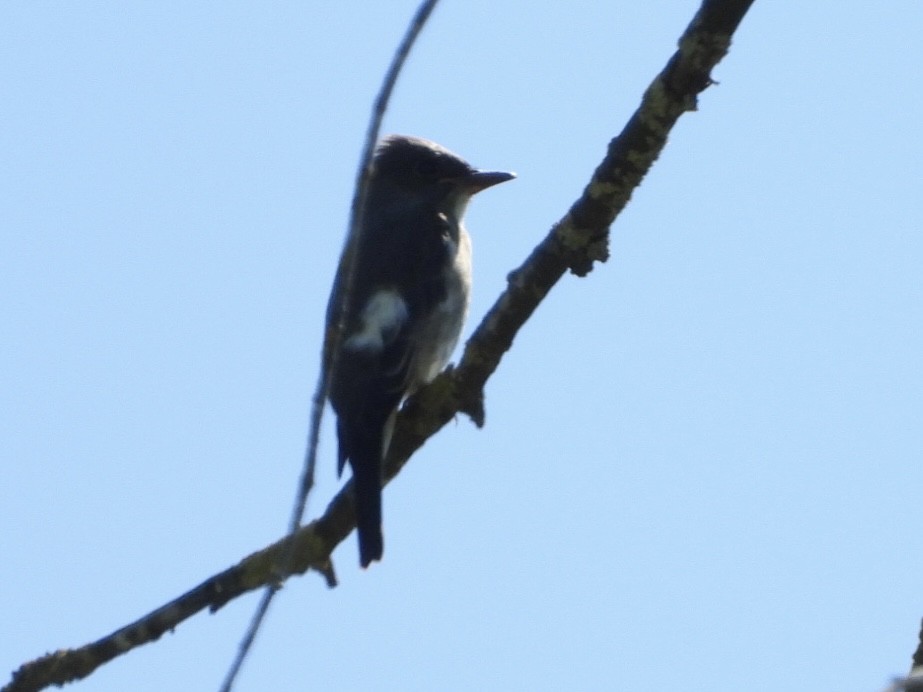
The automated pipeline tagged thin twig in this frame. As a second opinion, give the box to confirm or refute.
[217,2,441,691]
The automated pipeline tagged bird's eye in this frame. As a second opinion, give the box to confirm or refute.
[413,158,438,179]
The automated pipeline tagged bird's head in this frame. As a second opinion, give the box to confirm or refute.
[371,135,515,221]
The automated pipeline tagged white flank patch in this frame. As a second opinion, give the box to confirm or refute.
[344,289,408,352]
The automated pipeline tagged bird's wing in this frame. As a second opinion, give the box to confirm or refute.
[327,210,454,475]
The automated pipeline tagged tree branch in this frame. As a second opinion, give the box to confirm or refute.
[3,1,755,690]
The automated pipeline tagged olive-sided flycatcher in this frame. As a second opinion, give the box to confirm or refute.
[324,135,514,567]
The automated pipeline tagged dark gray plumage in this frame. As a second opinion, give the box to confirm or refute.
[324,135,514,567]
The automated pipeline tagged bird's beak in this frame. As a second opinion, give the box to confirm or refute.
[462,170,516,194]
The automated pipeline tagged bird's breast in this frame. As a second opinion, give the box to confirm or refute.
[407,227,472,390]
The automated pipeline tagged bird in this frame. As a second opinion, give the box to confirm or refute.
[324,135,514,567]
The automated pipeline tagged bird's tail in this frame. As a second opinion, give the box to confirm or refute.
[338,414,389,567]
[353,463,383,567]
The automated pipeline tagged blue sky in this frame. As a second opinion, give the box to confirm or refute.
[3,2,922,691]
